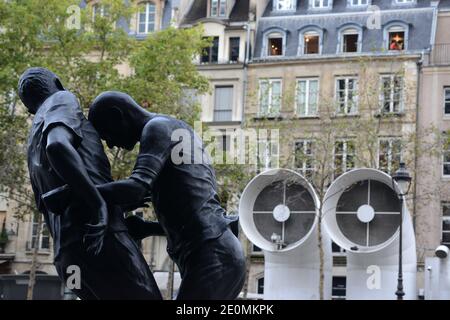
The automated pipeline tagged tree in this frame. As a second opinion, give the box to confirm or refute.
[0,0,209,299]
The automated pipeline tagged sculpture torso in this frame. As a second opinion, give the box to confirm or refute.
[130,115,230,264]
[27,90,126,256]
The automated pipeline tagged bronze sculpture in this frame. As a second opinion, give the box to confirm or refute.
[20,66,245,300]
[88,91,246,299]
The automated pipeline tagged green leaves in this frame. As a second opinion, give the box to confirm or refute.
[126,26,209,124]
[0,0,209,216]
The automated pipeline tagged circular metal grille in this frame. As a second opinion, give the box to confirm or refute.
[253,179,316,246]
[336,179,401,247]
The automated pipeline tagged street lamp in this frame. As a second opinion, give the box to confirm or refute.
[270,232,285,250]
[391,162,412,300]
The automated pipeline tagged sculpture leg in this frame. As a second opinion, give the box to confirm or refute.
[176,228,246,300]
[55,231,163,300]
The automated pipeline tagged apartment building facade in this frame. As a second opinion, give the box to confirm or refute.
[180,0,450,299]
[416,0,450,289]
[248,0,437,299]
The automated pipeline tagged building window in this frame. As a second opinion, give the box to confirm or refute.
[395,0,414,4]
[378,138,402,174]
[213,86,233,121]
[340,28,360,53]
[257,277,264,294]
[380,75,403,113]
[386,26,407,51]
[211,0,227,17]
[332,276,346,300]
[201,36,219,63]
[267,33,283,56]
[252,244,262,253]
[312,0,331,8]
[298,27,323,55]
[336,77,358,115]
[274,0,295,11]
[303,31,320,54]
[442,203,450,248]
[218,130,231,153]
[334,140,355,178]
[350,0,368,5]
[92,3,109,21]
[296,78,319,116]
[138,2,156,34]
[258,139,279,171]
[209,130,232,163]
[295,140,314,178]
[229,37,240,62]
[30,213,50,251]
[443,141,450,176]
[444,88,450,115]
[332,241,346,254]
[259,79,282,116]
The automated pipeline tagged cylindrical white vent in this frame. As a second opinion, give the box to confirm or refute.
[239,168,332,299]
[323,168,417,300]
[323,168,403,253]
[239,168,319,252]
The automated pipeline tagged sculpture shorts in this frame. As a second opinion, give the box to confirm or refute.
[176,228,246,300]
[54,231,162,300]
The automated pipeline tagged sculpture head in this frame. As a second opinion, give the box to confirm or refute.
[18,67,65,114]
[89,91,144,151]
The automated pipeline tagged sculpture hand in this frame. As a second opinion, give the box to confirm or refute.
[83,203,108,255]
[120,196,152,212]
[125,215,165,241]
[226,215,239,238]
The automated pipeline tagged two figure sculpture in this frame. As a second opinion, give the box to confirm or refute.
[18,67,246,300]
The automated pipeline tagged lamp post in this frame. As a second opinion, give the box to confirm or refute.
[391,162,412,300]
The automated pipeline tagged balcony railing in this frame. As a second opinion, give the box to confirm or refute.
[430,44,450,66]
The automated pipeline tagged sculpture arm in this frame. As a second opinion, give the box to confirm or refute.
[125,215,165,241]
[97,179,149,207]
[45,125,107,255]
[98,117,181,206]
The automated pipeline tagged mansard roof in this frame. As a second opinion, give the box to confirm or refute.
[182,0,249,25]
[263,0,434,17]
[254,1,435,59]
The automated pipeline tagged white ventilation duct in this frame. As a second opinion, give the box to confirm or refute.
[424,247,450,300]
[239,168,332,300]
[322,168,417,300]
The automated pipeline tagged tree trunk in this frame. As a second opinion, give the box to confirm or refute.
[149,237,156,269]
[27,213,42,300]
[166,259,175,300]
[241,237,252,299]
[317,213,325,300]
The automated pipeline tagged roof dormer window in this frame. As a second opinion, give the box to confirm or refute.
[395,0,415,4]
[384,23,409,51]
[349,0,369,6]
[298,26,324,55]
[211,0,227,17]
[268,34,283,56]
[263,28,287,58]
[311,0,331,9]
[274,0,296,11]
[338,25,363,53]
